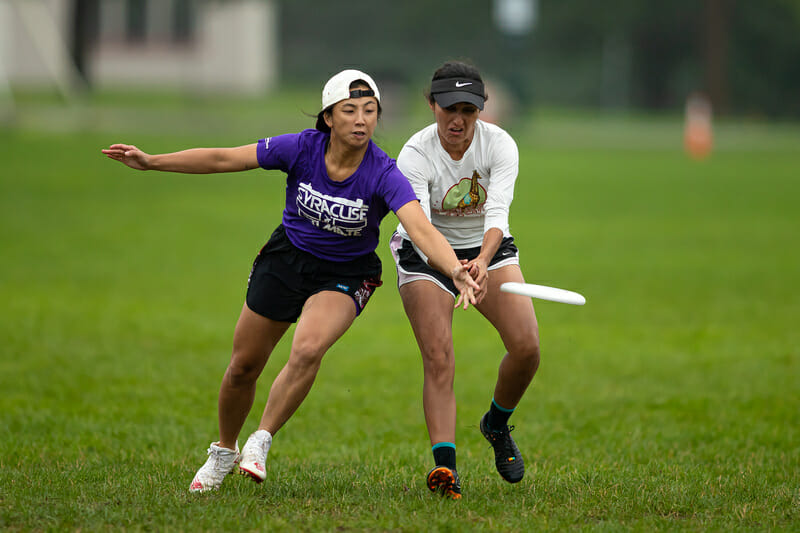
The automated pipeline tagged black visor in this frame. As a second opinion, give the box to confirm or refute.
[430,78,485,110]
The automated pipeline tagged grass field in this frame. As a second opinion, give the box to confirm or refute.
[1,92,799,531]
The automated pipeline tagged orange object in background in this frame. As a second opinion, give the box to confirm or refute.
[684,92,713,159]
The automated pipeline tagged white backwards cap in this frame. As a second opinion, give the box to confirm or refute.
[321,69,381,110]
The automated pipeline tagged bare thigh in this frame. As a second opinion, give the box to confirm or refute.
[476,265,539,353]
[229,303,292,382]
[399,280,456,357]
[290,290,358,362]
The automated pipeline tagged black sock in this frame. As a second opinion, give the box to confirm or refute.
[432,442,456,470]
[487,398,515,430]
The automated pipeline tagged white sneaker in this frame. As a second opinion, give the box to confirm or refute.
[189,442,239,493]
[239,429,272,482]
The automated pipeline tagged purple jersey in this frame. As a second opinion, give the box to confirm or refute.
[257,129,418,262]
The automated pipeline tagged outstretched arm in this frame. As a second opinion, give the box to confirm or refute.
[101,143,259,174]
[395,201,480,309]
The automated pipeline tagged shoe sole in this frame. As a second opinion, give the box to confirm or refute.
[426,467,461,500]
[238,463,266,483]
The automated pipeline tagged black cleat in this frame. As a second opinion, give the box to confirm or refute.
[480,412,525,483]
[426,466,462,500]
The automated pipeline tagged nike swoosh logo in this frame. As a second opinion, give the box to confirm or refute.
[455,81,472,88]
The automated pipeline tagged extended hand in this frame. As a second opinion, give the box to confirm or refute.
[101,144,150,170]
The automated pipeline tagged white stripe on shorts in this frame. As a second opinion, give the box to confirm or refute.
[389,232,519,296]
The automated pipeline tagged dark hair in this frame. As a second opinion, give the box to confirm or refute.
[425,60,489,105]
[315,79,383,133]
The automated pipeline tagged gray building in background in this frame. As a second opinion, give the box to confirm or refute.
[2,0,799,118]
[0,0,278,95]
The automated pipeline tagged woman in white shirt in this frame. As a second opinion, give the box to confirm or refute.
[391,60,540,499]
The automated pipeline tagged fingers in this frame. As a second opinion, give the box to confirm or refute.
[108,144,137,152]
[459,266,480,291]
[453,289,475,310]
[101,144,138,157]
[465,260,489,287]
[463,287,477,309]
[450,264,480,310]
[453,272,479,310]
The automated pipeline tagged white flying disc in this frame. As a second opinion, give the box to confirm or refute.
[500,282,586,305]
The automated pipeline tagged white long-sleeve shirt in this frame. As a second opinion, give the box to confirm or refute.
[396,119,519,249]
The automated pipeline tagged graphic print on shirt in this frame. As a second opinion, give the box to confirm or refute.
[436,170,487,216]
[296,182,369,236]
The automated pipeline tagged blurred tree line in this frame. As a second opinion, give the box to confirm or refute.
[278,0,800,118]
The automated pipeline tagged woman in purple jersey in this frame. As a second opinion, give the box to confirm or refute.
[102,69,479,493]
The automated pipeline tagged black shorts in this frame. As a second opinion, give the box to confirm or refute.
[390,232,519,299]
[246,225,383,322]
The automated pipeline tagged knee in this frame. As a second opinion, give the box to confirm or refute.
[226,350,266,387]
[421,347,455,383]
[527,341,541,373]
[287,339,325,373]
[510,334,541,374]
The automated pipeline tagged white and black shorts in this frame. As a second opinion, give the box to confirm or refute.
[247,225,383,322]
[389,232,519,299]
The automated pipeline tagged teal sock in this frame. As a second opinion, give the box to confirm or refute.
[487,398,515,430]
[432,442,456,470]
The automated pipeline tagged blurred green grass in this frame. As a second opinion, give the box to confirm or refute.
[0,91,798,531]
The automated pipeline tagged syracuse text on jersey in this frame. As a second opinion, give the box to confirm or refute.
[296,183,369,236]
